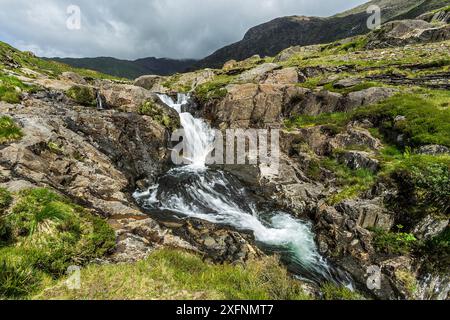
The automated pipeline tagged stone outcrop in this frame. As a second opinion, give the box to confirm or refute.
[366,20,450,49]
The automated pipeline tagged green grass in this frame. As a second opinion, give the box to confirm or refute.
[0,188,12,214]
[323,159,376,204]
[384,154,450,217]
[0,188,115,299]
[0,116,23,143]
[0,72,34,104]
[321,283,364,300]
[35,249,312,300]
[352,91,450,148]
[286,90,450,149]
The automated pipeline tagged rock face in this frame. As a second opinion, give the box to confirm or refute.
[366,20,450,49]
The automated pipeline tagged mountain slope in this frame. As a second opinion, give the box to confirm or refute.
[195,0,449,69]
[49,56,197,79]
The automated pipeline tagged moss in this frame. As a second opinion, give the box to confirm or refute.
[0,188,115,299]
[321,283,364,300]
[285,112,350,131]
[36,249,312,300]
[138,100,179,130]
[47,141,64,154]
[0,116,23,143]
[194,75,233,104]
[66,85,96,106]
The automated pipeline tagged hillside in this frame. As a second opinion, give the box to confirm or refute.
[194,0,449,69]
[49,56,197,79]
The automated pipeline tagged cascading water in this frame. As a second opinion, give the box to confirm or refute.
[134,93,350,285]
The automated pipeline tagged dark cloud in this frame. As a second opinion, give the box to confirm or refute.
[0,0,368,59]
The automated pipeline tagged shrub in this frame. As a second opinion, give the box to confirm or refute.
[372,227,417,255]
[0,116,23,143]
[388,155,450,217]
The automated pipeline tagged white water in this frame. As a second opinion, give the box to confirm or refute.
[135,93,343,283]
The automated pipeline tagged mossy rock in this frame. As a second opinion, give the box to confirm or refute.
[66,85,96,106]
[138,99,180,131]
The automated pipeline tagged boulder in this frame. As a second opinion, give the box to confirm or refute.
[417,144,450,156]
[236,63,280,83]
[134,75,165,91]
[60,71,87,85]
[98,82,153,112]
[336,199,394,231]
[337,150,380,172]
[263,67,299,84]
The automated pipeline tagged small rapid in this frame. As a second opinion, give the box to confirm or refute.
[134,94,350,285]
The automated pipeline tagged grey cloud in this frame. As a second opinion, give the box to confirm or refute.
[0,0,367,59]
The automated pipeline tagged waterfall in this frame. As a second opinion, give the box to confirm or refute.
[134,93,350,285]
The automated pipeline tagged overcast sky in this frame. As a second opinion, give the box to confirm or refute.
[0,0,368,60]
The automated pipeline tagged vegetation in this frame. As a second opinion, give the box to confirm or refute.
[0,116,23,143]
[0,72,35,104]
[372,226,418,255]
[138,100,178,130]
[194,75,233,103]
[386,155,450,217]
[0,188,115,299]
[322,159,376,205]
[321,283,364,300]
[0,41,121,80]
[66,85,97,106]
[0,188,12,214]
[36,249,311,300]
[352,91,450,148]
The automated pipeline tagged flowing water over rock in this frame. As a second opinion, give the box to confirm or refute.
[134,94,351,285]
